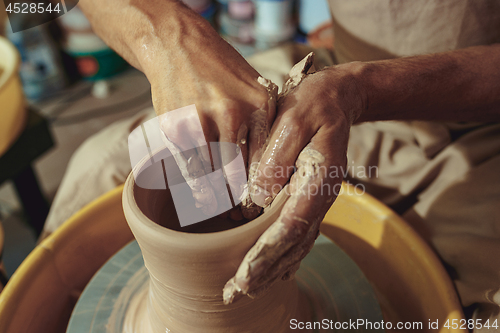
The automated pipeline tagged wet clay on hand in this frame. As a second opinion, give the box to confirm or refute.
[240,77,279,219]
[241,53,315,218]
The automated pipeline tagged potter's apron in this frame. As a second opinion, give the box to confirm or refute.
[326,0,500,329]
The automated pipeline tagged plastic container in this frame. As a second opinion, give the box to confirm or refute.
[4,18,66,100]
[228,0,254,20]
[298,0,331,34]
[0,36,27,156]
[219,11,254,44]
[59,8,128,81]
[253,0,296,49]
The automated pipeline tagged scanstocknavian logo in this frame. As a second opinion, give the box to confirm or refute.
[3,0,79,33]
[128,105,247,228]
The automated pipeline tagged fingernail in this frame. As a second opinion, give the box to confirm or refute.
[250,184,271,207]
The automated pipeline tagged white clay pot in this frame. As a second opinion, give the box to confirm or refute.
[122,149,303,333]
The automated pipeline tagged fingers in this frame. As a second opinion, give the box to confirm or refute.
[246,77,279,169]
[249,53,316,208]
[227,182,318,298]
[242,78,279,219]
[210,99,269,217]
[247,236,314,299]
[159,95,277,219]
[246,227,317,296]
[249,109,316,207]
[241,112,267,219]
[160,105,219,215]
[217,119,248,208]
[224,127,347,303]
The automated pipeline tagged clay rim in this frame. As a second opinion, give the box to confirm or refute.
[122,162,289,248]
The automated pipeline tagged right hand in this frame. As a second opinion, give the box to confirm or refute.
[139,15,278,218]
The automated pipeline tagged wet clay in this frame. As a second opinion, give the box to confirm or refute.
[247,52,316,205]
[240,76,279,219]
[279,52,315,100]
[122,149,310,333]
[222,53,327,302]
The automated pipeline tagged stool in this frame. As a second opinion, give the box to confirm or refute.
[0,107,54,237]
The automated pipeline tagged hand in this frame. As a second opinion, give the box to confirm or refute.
[140,17,278,218]
[80,0,276,217]
[223,55,365,303]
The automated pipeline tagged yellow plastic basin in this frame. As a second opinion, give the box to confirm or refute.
[0,183,466,332]
[321,183,466,332]
[0,36,26,157]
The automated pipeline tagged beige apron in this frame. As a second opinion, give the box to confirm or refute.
[328,0,500,329]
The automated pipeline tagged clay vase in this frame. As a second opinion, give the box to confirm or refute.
[122,149,302,333]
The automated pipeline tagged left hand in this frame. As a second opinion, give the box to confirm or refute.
[223,55,365,303]
[141,16,278,218]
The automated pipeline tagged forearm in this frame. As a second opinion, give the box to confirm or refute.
[78,0,265,119]
[346,44,500,123]
[78,0,215,76]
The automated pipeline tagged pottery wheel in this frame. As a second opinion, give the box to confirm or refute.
[67,235,384,333]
